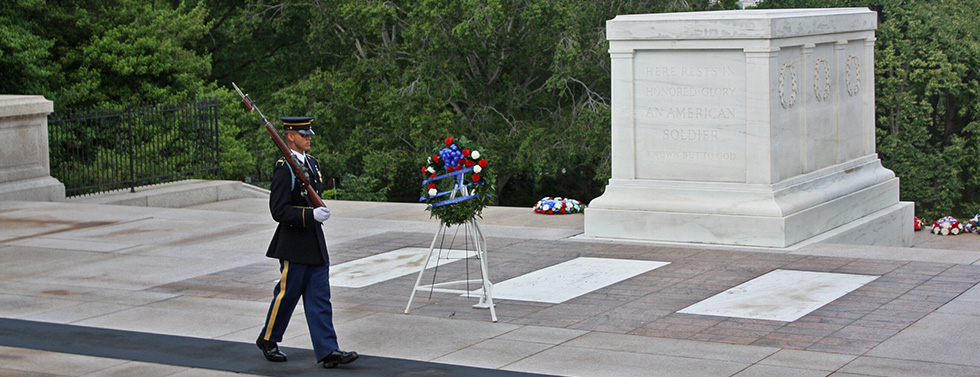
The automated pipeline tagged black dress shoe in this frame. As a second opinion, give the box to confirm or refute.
[321,350,358,368]
[256,338,287,362]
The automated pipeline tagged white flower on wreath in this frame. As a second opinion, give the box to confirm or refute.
[427,166,436,174]
[428,188,437,196]
[473,165,482,174]
[471,150,481,159]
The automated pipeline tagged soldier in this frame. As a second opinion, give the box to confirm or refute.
[255,116,359,368]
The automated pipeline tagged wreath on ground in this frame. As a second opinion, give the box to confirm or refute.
[914,216,925,231]
[931,216,964,236]
[533,197,584,214]
[965,214,980,234]
[420,137,494,226]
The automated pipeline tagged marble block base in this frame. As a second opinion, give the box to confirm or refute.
[0,176,66,202]
[804,201,913,247]
[0,94,65,202]
[584,156,912,248]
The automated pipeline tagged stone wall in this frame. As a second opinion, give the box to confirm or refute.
[0,95,65,201]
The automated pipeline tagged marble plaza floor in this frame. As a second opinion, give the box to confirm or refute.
[3,188,980,376]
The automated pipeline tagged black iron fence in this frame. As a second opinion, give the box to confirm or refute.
[48,98,220,197]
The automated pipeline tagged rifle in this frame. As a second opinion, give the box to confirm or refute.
[232,82,326,208]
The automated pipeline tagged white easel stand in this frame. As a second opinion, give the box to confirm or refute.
[404,217,497,322]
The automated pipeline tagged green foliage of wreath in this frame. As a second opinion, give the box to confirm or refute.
[420,136,495,226]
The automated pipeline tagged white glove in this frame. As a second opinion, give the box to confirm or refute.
[313,207,331,222]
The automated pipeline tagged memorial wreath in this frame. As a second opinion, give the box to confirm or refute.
[965,214,980,234]
[931,216,964,236]
[533,197,584,215]
[420,137,494,226]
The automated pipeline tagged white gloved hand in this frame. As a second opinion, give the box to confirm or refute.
[313,207,331,222]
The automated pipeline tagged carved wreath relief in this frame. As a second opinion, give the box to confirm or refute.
[846,54,861,96]
[779,62,797,108]
[813,57,831,101]
[781,53,859,110]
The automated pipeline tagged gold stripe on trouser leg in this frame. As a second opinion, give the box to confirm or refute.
[263,260,290,340]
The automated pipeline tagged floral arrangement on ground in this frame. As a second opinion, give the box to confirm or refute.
[966,215,980,234]
[916,215,980,235]
[931,216,965,235]
[533,197,584,214]
[420,136,494,226]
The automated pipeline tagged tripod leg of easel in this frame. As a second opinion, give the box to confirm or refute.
[470,219,497,322]
[405,221,445,314]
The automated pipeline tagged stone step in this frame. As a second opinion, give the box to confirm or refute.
[65,179,268,208]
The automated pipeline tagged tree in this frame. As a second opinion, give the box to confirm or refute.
[0,0,56,96]
[3,0,215,110]
[226,0,680,205]
[2,0,260,181]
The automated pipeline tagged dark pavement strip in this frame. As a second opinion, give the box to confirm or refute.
[0,318,554,377]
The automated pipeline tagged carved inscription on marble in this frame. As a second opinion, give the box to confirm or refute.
[634,50,746,182]
[646,107,737,119]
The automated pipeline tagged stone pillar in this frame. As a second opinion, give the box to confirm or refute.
[584,8,913,247]
[0,95,66,201]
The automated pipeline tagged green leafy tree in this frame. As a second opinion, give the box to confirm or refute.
[228,0,680,205]
[0,0,56,95]
[31,0,215,110]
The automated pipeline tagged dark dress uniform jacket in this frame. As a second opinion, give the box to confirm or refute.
[266,155,328,265]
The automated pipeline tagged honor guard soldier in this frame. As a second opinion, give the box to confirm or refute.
[256,116,359,368]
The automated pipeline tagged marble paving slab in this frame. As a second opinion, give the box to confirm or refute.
[330,247,476,288]
[477,257,670,304]
[6,236,136,253]
[677,269,878,322]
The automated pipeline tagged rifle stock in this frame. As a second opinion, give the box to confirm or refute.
[232,82,325,208]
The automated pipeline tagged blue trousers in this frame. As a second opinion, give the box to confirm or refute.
[259,260,338,362]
